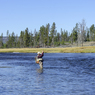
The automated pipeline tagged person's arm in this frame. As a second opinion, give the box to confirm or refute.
[38,51,44,58]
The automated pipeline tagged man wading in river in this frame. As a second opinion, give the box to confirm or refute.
[35,51,44,68]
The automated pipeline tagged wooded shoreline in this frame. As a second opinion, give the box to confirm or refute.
[0,46,95,53]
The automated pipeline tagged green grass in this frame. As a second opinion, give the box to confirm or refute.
[0,46,95,53]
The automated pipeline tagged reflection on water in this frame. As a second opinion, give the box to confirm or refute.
[37,68,43,74]
[0,66,12,68]
[0,53,95,95]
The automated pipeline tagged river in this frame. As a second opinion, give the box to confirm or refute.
[0,53,95,95]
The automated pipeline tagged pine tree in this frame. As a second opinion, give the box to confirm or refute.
[63,30,68,42]
[90,24,95,41]
[11,32,15,47]
[80,19,86,46]
[54,32,60,46]
[45,23,50,47]
[50,22,56,47]
[39,26,45,47]
[6,30,9,48]
[29,31,34,47]
[34,29,37,47]
[60,28,64,45]
[0,33,3,48]
[19,31,24,48]
[24,28,30,47]
[7,34,12,48]
[87,30,90,41]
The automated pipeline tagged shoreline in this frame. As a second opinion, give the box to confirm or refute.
[0,46,95,53]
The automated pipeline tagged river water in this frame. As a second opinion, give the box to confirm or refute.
[0,53,95,95]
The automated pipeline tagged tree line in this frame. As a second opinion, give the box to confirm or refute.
[0,20,95,48]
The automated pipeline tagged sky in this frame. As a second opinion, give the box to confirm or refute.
[0,0,95,36]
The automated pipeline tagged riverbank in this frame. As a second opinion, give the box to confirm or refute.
[0,46,95,53]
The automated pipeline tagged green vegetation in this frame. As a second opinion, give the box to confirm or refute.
[0,46,95,53]
[0,20,95,49]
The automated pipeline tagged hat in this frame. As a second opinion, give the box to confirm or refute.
[37,52,41,54]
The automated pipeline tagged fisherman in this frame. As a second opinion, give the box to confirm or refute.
[37,51,44,59]
[35,51,44,68]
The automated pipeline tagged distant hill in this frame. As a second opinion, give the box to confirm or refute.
[2,37,19,44]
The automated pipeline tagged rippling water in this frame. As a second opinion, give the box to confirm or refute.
[0,53,95,95]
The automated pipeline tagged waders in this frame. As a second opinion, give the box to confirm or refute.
[35,57,43,68]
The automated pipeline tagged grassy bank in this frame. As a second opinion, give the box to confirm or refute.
[0,46,95,53]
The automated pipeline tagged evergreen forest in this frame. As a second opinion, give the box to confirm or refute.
[0,20,95,48]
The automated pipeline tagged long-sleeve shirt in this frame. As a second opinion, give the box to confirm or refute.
[37,52,44,58]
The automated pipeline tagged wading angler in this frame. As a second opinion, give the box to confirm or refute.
[35,51,44,68]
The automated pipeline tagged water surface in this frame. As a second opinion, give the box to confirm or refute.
[0,53,95,95]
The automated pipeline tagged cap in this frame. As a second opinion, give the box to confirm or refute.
[37,52,41,54]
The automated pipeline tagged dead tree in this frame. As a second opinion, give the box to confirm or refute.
[79,19,86,47]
